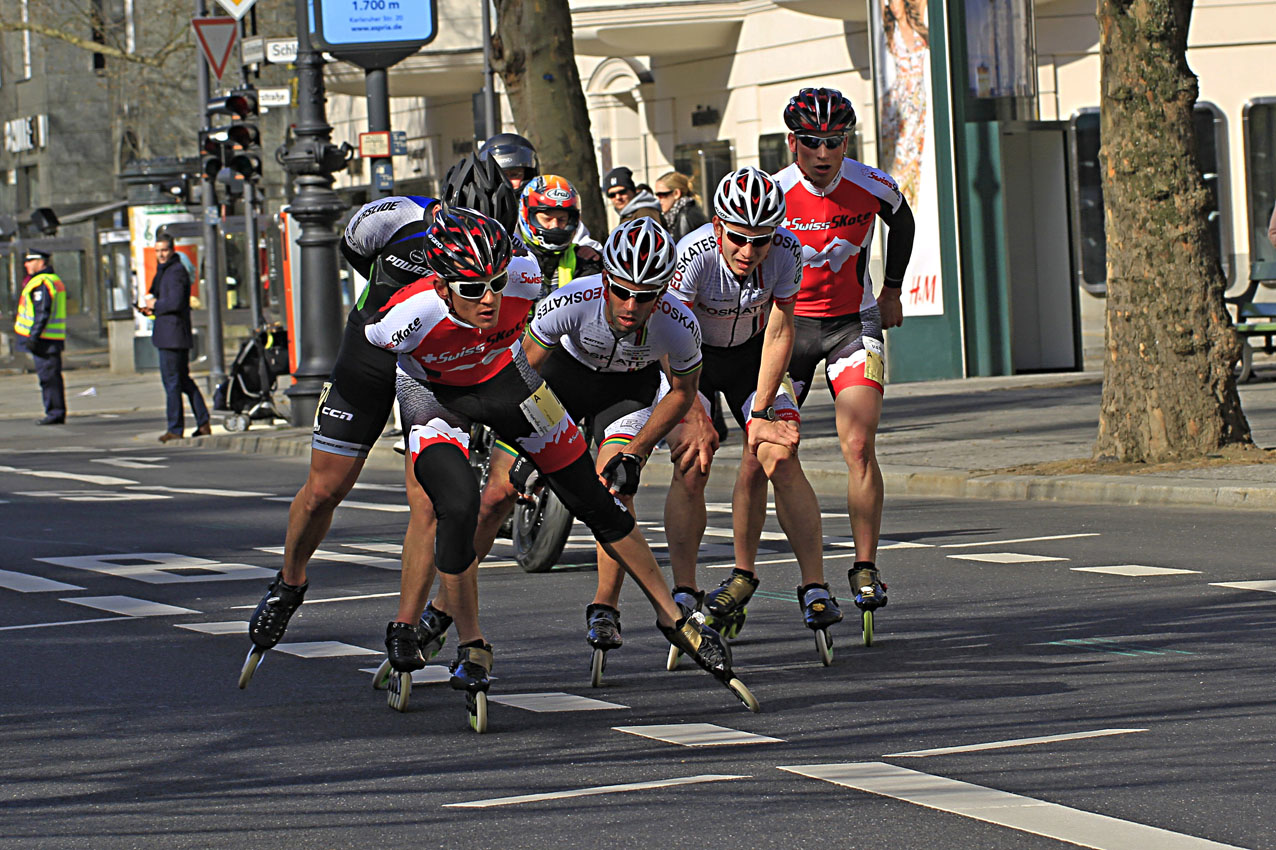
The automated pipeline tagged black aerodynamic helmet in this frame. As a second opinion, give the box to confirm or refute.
[479,133,539,176]
[783,87,856,134]
[422,206,513,282]
[442,151,519,235]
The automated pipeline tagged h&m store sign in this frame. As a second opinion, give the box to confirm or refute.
[4,114,48,154]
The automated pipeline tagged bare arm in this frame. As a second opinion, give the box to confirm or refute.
[626,367,699,460]
[521,329,552,372]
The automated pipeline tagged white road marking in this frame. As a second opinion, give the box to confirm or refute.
[948,552,1068,564]
[613,723,784,747]
[940,533,1101,549]
[351,483,403,492]
[701,527,789,542]
[360,664,450,684]
[231,590,400,609]
[748,551,864,568]
[176,621,247,635]
[0,465,136,485]
[443,774,748,809]
[883,728,1147,758]
[777,762,1245,850]
[1209,580,1276,593]
[17,490,170,502]
[254,546,399,569]
[0,616,135,632]
[127,485,273,497]
[1073,566,1200,577]
[39,553,275,584]
[91,457,168,470]
[489,692,627,712]
[62,596,199,617]
[273,641,380,658]
[342,543,402,554]
[263,497,409,512]
[0,569,83,593]
[825,536,932,550]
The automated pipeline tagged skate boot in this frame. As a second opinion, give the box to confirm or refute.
[585,604,623,688]
[848,562,888,647]
[374,602,454,691]
[666,587,705,671]
[658,611,759,712]
[798,582,843,666]
[449,641,494,733]
[705,569,759,640]
[384,621,426,712]
[238,571,308,689]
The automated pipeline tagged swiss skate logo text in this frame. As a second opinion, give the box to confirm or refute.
[387,316,422,347]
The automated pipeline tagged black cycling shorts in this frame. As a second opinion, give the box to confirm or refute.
[311,319,398,458]
[788,306,885,405]
[700,332,766,429]
[540,348,661,445]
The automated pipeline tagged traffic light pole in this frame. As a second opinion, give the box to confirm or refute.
[280,0,348,427]
[243,181,262,328]
[366,68,393,199]
[195,0,227,389]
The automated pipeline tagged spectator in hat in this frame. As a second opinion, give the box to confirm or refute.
[604,166,662,225]
[13,249,67,425]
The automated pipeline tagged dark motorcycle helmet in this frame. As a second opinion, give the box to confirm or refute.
[478,133,539,177]
[442,151,519,236]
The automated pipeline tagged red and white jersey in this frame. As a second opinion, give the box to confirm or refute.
[364,255,543,386]
[774,158,904,318]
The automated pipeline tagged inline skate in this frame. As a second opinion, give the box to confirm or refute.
[658,611,760,712]
[666,586,704,671]
[585,604,622,688]
[238,571,308,688]
[384,621,426,712]
[798,582,843,666]
[848,562,887,647]
[705,569,759,640]
[450,641,494,733]
[373,602,453,690]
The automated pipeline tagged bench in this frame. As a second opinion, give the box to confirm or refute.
[1226,261,1276,381]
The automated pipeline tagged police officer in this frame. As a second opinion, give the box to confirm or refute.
[13,249,67,425]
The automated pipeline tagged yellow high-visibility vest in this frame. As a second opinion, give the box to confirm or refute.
[13,272,67,340]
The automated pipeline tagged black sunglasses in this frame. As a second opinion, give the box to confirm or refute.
[721,224,774,249]
[795,132,847,150]
[607,279,664,303]
[449,271,509,300]
[654,190,674,198]
[607,189,631,199]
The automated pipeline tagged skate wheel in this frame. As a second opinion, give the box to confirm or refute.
[372,657,392,690]
[468,691,488,733]
[423,634,447,661]
[238,646,265,689]
[815,629,833,667]
[589,648,606,688]
[387,671,412,712]
[862,610,874,647]
[727,677,761,713]
[666,644,681,672]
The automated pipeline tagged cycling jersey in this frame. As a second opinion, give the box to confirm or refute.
[669,223,802,348]
[526,275,703,376]
[341,195,439,324]
[363,254,543,387]
[774,159,906,318]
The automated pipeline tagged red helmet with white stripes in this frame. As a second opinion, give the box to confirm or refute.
[783,87,856,134]
[423,206,512,281]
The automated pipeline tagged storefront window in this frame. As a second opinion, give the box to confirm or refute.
[1244,98,1276,273]
[674,140,734,205]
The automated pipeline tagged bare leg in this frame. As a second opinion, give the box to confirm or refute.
[835,386,884,563]
[439,561,483,644]
[598,530,680,626]
[731,445,770,573]
[758,440,825,586]
[664,424,711,591]
[282,449,364,585]
[473,449,519,562]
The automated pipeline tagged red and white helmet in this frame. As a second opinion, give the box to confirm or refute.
[713,167,786,228]
[423,206,512,281]
[602,218,676,287]
[518,175,581,251]
[783,87,856,134]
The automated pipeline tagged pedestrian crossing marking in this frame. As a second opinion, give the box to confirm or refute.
[17,489,170,502]
[1209,580,1276,593]
[263,496,410,513]
[947,552,1068,564]
[490,692,627,712]
[177,621,248,635]
[0,465,137,486]
[941,533,1100,549]
[444,774,748,809]
[273,641,380,658]
[1073,566,1200,577]
[92,457,169,470]
[254,546,400,570]
[360,664,451,683]
[62,595,199,617]
[882,728,1147,758]
[0,569,83,593]
[825,536,931,550]
[39,553,275,584]
[613,723,784,747]
[127,485,272,497]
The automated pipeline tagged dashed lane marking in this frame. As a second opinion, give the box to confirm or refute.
[1209,580,1276,594]
[126,485,273,497]
[1073,566,1200,577]
[254,546,400,569]
[489,693,627,712]
[62,595,199,617]
[16,490,170,502]
[940,533,1101,548]
[39,553,275,584]
[0,569,83,593]
[443,774,748,809]
[947,552,1068,564]
[359,664,451,684]
[272,641,380,658]
[777,762,1246,850]
[0,465,136,486]
[0,616,135,632]
[613,723,784,747]
[883,728,1147,758]
[176,621,247,635]
[263,496,410,513]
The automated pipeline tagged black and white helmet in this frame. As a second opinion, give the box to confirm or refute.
[602,218,676,287]
[713,167,786,228]
[783,87,856,134]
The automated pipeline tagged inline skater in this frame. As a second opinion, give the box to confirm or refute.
[366,208,758,721]
[661,166,841,665]
[773,87,915,641]
[518,175,603,295]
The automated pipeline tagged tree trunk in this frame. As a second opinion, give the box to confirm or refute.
[1094,0,1249,461]
[491,0,606,239]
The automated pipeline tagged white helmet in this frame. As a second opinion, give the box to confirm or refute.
[713,167,786,228]
[602,218,677,286]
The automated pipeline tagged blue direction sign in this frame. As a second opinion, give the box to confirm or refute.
[309,0,437,69]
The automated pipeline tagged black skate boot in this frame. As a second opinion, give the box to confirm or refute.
[657,612,760,712]
[798,582,843,666]
[384,621,425,712]
[705,569,759,640]
[238,571,308,689]
[449,641,494,733]
[585,604,622,688]
[666,587,705,671]
[848,562,887,647]
[373,602,454,691]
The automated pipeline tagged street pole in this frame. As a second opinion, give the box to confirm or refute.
[366,68,393,199]
[279,0,348,427]
[481,0,496,137]
[196,0,227,388]
[241,28,262,329]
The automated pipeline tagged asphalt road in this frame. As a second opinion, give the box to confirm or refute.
[1,414,1273,850]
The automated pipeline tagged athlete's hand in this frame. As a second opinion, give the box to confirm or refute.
[747,418,799,455]
[878,286,904,329]
[671,409,717,475]
[576,245,601,262]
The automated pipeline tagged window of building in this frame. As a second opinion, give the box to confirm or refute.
[1068,103,1230,295]
[1244,98,1276,276]
[674,140,734,205]
[91,0,107,72]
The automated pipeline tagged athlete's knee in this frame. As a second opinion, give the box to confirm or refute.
[298,469,352,514]
[759,443,800,480]
[413,446,479,575]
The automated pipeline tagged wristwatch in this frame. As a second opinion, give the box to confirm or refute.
[750,405,778,421]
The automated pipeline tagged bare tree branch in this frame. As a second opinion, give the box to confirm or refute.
[0,19,189,68]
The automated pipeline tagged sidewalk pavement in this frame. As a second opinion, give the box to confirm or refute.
[2,359,1276,512]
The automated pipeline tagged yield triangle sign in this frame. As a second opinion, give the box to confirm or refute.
[192,17,239,80]
[212,0,257,20]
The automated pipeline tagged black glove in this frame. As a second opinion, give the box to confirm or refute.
[601,452,643,495]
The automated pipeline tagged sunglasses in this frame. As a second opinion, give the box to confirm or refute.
[607,190,631,199]
[449,271,508,300]
[654,190,674,198]
[721,224,774,249]
[607,278,665,303]
[795,132,847,150]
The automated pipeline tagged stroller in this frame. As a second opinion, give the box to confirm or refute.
[213,324,290,431]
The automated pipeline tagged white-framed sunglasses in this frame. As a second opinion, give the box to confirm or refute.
[448,271,509,300]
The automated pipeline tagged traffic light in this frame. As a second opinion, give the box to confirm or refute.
[205,88,262,190]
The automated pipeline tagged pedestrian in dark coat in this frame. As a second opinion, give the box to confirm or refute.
[142,235,210,441]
